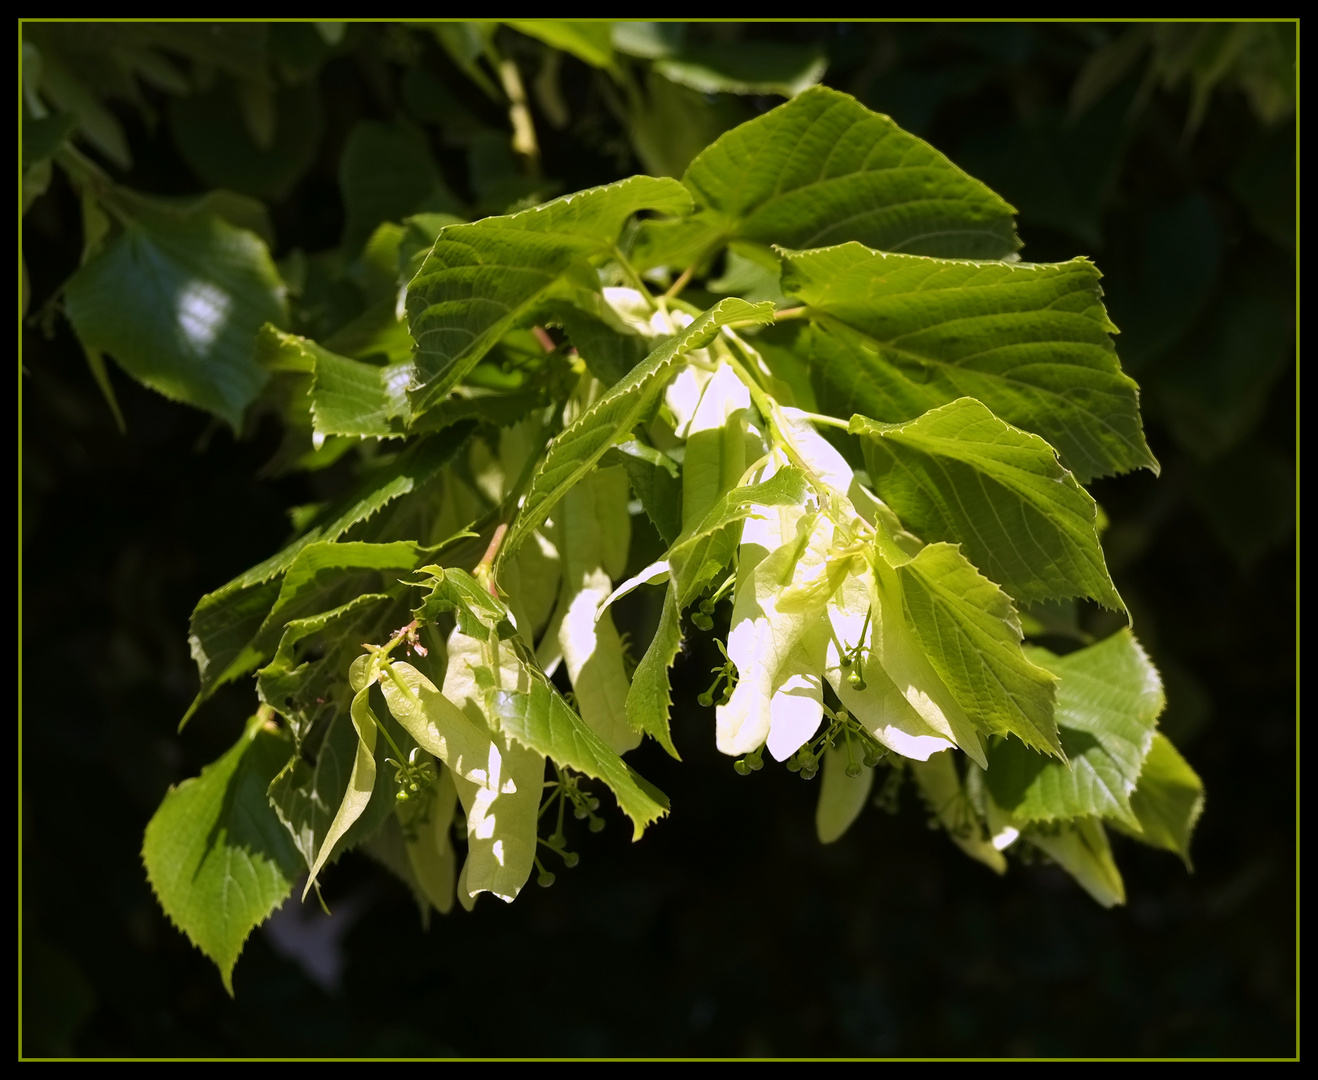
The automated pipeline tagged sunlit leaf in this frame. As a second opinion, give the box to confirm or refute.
[853,399,1123,610]
[986,630,1164,829]
[406,176,692,415]
[782,243,1158,482]
[143,714,303,995]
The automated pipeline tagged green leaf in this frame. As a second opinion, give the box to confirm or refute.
[21,110,77,166]
[852,399,1123,610]
[302,683,379,898]
[187,434,469,706]
[1025,817,1125,908]
[625,585,683,759]
[602,440,683,546]
[1125,733,1205,868]
[815,743,875,844]
[909,751,1007,873]
[498,298,774,572]
[426,21,501,100]
[256,593,393,728]
[188,580,285,706]
[671,362,751,533]
[655,40,826,98]
[33,43,130,168]
[891,541,1062,758]
[411,565,510,641]
[795,253,1156,483]
[488,655,668,840]
[827,563,976,764]
[553,469,639,755]
[985,629,1164,829]
[258,326,412,438]
[668,465,807,608]
[428,604,668,839]
[551,301,649,387]
[142,714,303,994]
[437,635,546,906]
[782,243,1158,483]
[259,541,427,641]
[620,69,749,181]
[267,665,401,876]
[673,85,1019,262]
[169,78,323,202]
[506,20,615,70]
[339,119,460,255]
[64,209,287,429]
[403,766,459,915]
[405,176,692,415]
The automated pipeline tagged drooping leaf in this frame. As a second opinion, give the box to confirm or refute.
[651,85,1020,268]
[1025,817,1126,908]
[188,579,284,706]
[890,541,1062,758]
[782,243,1158,482]
[985,629,1164,829]
[1125,733,1205,868]
[601,440,683,546]
[413,639,544,906]
[142,714,303,994]
[408,571,669,835]
[909,751,1007,873]
[718,509,834,757]
[267,684,398,875]
[625,585,684,759]
[302,682,380,898]
[825,566,970,763]
[405,176,692,415]
[256,592,395,742]
[403,765,459,915]
[497,298,774,572]
[64,208,287,429]
[553,469,639,754]
[815,744,875,844]
[852,399,1124,610]
[674,362,752,533]
[669,465,807,607]
[487,655,668,840]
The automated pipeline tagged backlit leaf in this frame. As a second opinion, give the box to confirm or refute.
[853,399,1124,609]
[406,176,692,415]
[782,243,1157,482]
[143,714,303,995]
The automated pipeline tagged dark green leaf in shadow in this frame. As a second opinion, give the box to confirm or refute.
[64,209,287,429]
[170,77,322,202]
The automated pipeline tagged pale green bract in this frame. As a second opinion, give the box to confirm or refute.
[136,75,1201,993]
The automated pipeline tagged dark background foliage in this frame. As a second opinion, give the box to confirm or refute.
[21,21,1295,1058]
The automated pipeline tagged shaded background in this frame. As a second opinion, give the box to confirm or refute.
[22,22,1295,1058]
